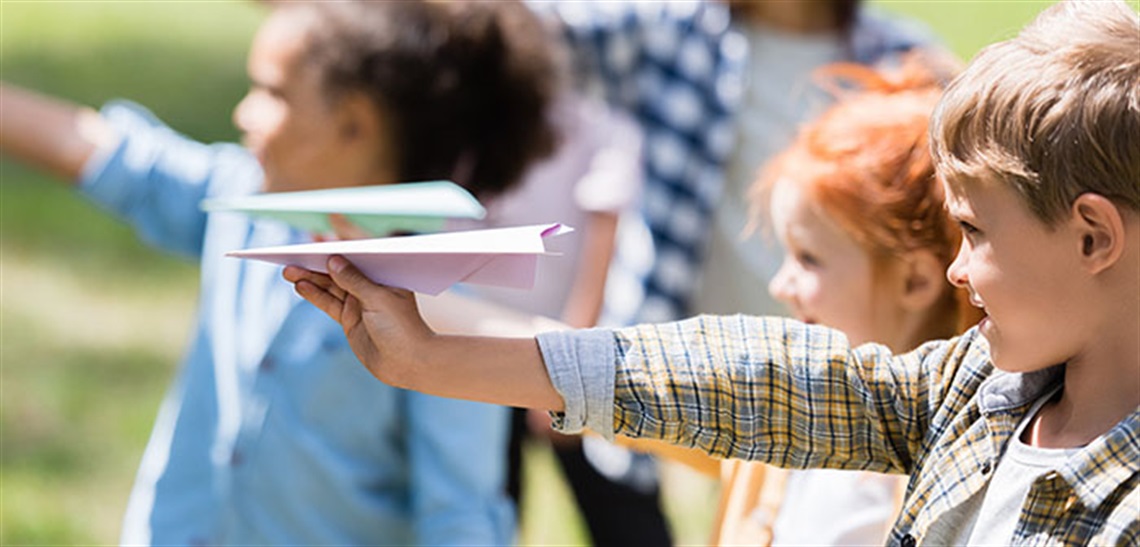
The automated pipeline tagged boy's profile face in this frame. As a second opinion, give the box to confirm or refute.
[944,178,1091,373]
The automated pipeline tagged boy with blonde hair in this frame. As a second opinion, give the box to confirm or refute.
[286,1,1139,544]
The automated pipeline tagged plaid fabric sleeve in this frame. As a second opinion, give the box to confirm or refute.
[608,314,981,475]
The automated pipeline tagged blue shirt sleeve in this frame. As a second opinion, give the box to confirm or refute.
[406,392,515,545]
[78,101,261,259]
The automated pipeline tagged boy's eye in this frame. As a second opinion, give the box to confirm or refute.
[958,221,981,236]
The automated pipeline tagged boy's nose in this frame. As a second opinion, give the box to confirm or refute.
[946,245,969,288]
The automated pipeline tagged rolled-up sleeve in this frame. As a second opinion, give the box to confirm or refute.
[537,328,617,437]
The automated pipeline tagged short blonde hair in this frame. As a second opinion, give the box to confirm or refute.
[931,0,1139,225]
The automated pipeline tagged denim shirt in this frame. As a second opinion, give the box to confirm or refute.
[81,102,513,546]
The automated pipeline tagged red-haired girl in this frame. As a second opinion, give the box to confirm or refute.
[704,57,979,546]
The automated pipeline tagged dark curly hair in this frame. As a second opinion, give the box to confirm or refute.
[294,0,558,200]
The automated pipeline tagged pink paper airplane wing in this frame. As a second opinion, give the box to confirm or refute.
[459,254,539,290]
[343,253,490,295]
[454,223,571,289]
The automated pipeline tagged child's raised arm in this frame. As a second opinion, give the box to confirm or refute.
[0,82,119,182]
[284,257,566,411]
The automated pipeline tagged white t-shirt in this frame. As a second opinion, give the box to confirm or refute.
[692,23,845,317]
[770,469,903,546]
[929,386,1078,546]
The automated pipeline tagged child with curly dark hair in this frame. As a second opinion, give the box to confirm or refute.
[1,1,556,544]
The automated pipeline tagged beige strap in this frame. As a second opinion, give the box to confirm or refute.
[710,462,790,546]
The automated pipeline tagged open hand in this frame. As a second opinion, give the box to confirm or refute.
[283,256,434,387]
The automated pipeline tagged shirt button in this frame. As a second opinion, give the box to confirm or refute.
[900,533,917,547]
[981,460,993,475]
[230,451,244,466]
[260,356,276,372]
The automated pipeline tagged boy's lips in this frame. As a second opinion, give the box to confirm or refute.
[966,291,990,331]
[968,291,985,309]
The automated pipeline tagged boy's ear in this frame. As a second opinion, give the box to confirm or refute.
[1070,193,1126,275]
[899,250,945,312]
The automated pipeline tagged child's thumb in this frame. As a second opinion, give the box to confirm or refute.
[326,255,387,302]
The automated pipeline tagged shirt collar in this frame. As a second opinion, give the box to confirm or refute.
[1060,405,1140,509]
[977,364,1064,415]
[978,364,1139,509]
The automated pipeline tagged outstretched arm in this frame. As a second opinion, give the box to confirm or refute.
[284,256,565,411]
[0,82,119,182]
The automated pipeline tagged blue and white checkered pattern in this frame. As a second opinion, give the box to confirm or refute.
[543,1,936,326]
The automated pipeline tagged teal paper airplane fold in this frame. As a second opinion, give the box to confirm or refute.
[200,180,485,236]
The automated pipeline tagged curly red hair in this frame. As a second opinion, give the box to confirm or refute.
[751,54,983,337]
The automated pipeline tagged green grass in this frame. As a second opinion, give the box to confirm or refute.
[2,3,257,544]
[874,0,1057,60]
[2,1,1126,545]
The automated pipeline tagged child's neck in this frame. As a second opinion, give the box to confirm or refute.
[1029,328,1139,449]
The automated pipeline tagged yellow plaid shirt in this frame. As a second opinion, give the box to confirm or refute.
[539,315,1139,546]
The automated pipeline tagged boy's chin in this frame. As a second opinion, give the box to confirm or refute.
[983,337,1058,375]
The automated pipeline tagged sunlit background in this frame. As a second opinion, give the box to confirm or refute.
[0,1,1092,543]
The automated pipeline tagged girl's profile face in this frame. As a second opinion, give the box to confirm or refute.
[767,177,885,346]
[233,9,388,193]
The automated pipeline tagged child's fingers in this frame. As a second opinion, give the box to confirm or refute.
[343,293,362,323]
[293,279,345,321]
[283,266,347,302]
[327,255,408,304]
[283,265,322,284]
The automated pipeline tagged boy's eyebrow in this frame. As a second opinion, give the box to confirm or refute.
[943,196,978,225]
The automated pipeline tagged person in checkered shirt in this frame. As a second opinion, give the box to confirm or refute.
[287,1,1140,544]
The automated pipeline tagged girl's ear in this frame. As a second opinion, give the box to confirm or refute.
[335,91,380,142]
[899,249,945,312]
[334,90,400,182]
[1071,193,1126,275]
